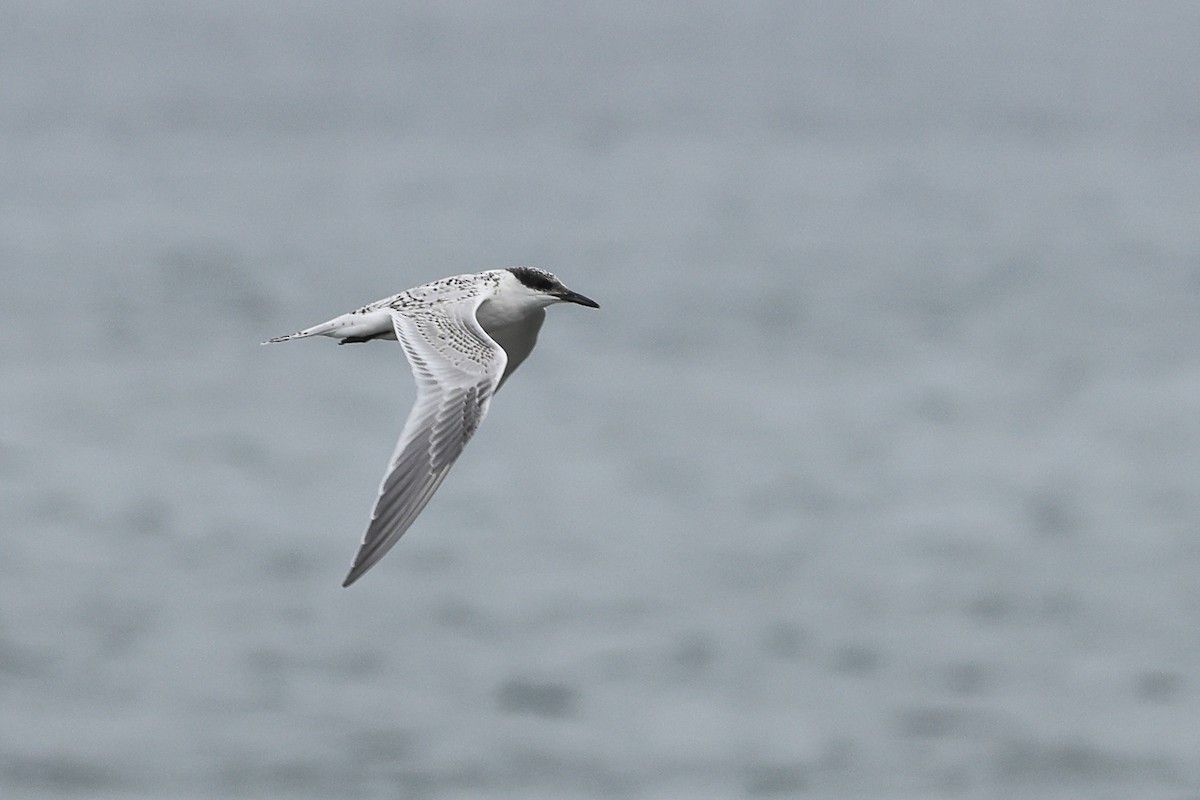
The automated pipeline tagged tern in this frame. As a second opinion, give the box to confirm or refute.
[264,267,599,586]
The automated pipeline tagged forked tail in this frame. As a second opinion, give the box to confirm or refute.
[261,308,394,345]
[261,331,306,345]
[260,324,332,345]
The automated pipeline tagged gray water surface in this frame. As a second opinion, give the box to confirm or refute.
[3,2,1200,798]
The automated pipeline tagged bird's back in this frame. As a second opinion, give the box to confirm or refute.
[380,271,505,315]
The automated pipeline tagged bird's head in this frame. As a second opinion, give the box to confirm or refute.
[504,266,600,309]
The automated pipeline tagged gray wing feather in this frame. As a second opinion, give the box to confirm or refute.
[341,302,505,586]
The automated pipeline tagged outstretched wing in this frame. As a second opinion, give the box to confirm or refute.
[341,301,506,586]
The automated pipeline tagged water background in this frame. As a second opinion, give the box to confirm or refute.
[3,2,1200,797]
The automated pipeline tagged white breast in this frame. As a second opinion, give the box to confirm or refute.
[477,302,546,387]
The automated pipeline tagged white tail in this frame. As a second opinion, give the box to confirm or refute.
[262,332,306,345]
[261,308,397,346]
[260,320,339,345]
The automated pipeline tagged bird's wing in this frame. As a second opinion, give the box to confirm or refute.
[342,300,506,586]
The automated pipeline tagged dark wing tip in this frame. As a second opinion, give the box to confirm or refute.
[342,559,373,587]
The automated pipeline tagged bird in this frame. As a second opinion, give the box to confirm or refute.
[263,266,599,587]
